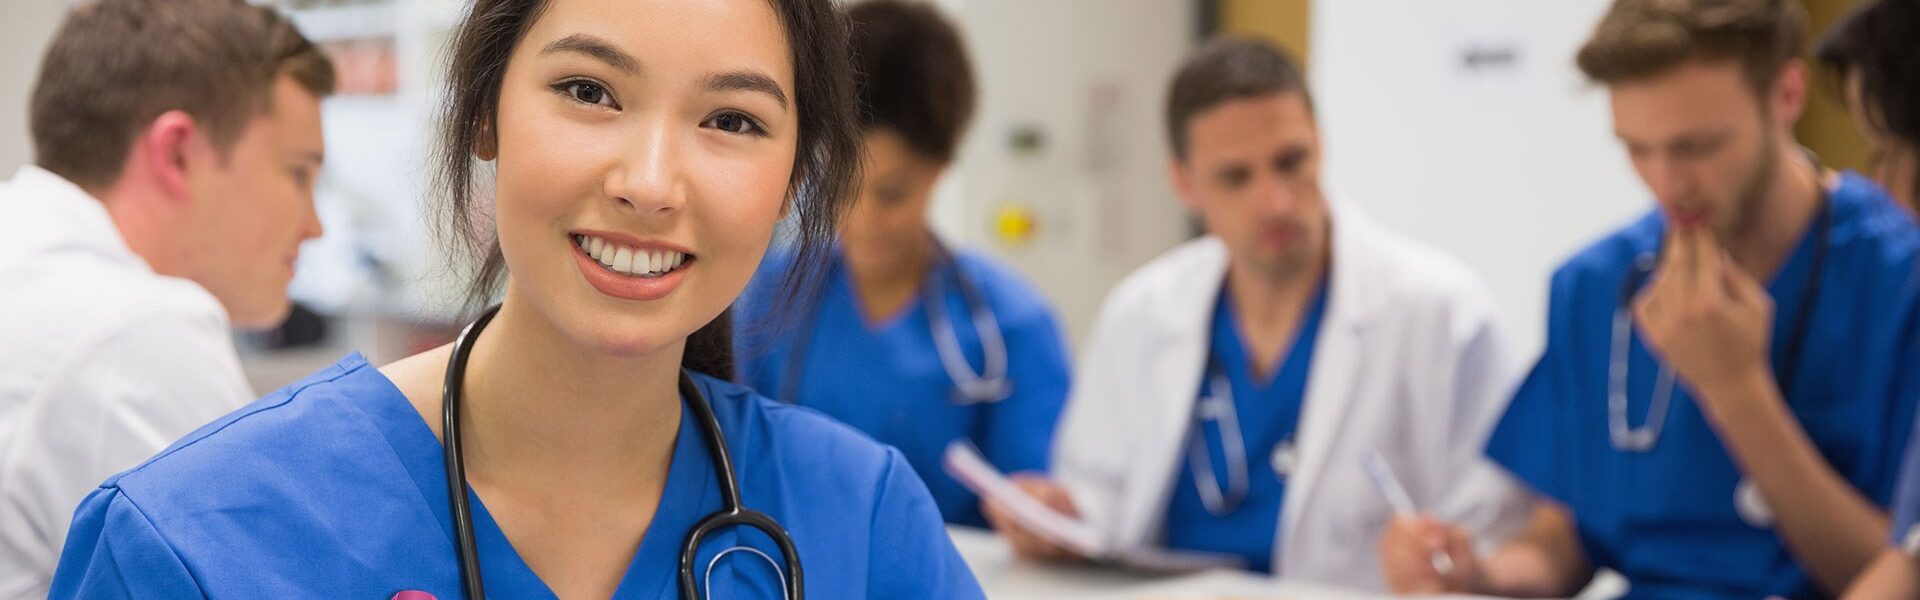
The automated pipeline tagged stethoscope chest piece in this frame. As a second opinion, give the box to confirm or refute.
[1734,478,1774,528]
[1270,440,1298,478]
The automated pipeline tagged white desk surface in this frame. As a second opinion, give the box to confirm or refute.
[948,526,1507,600]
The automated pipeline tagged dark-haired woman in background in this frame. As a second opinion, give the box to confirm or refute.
[735,0,1072,529]
[46,0,984,597]
[1827,0,1920,597]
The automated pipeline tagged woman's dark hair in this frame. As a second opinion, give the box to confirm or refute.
[1816,0,1920,167]
[434,0,862,379]
[846,0,975,163]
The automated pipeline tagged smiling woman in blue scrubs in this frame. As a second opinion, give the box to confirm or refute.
[48,0,983,598]
[734,0,1071,529]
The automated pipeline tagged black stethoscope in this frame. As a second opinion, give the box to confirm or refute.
[778,236,1011,405]
[1608,178,1833,453]
[441,305,805,599]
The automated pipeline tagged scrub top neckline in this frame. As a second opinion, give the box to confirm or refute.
[1216,278,1331,392]
[830,248,958,334]
[346,354,719,599]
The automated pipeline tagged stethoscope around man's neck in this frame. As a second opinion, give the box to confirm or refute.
[1186,281,1324,517]
[1608,154,1835,453]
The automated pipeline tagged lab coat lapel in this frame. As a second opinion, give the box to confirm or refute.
[1125,239,1228,549]
[1276,206,1387,573]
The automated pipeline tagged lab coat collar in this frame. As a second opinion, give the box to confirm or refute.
[1144,201,1395,342]
[0,165,147,272]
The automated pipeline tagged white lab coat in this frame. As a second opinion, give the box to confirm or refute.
[1052,204,1531,589]
[0,166,253,600]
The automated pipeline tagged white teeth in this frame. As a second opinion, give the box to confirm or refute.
[612,247,633,273]
[577,234,688,277]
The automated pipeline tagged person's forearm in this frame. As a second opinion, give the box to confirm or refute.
[1843,551,1920,599]
[1479,504,1592,598]
[1700,368,1889,594]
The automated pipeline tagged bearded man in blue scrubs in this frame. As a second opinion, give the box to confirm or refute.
[1382,1,1920,598]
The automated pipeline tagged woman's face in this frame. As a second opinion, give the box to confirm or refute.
[840,128,943,267]
[1845,71,1918,215]
[488,0,798,356]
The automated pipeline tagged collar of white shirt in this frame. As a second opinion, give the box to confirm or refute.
[0,165,148,274]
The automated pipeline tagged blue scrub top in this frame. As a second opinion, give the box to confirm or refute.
[734,248,1072,528]
[49,354,984,599]
[1162,282,1328,573]
[1487,173,1920,599]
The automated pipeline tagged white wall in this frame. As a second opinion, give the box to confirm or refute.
[932,0,1197,347]
[1310,0,1651,357]
[0,0,80,175]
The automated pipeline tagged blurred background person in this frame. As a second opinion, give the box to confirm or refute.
[0,1,331,598]
[1385,1,1920,597]
[1817,0,1918,215]
[1820,0,1920,597]
[735,0,1073,529]
[986,37,1532,590]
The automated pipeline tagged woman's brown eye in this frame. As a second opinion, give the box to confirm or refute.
[703,111,767,137]
[570,82,607,105]
[555,80,613,107]
[714,113,752,134]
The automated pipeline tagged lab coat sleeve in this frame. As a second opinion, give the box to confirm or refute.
[866,448,987,599]
[1429,289,1533,548]
[0,314,250,590]
[46,489,203,599]
[976,308,1072,476]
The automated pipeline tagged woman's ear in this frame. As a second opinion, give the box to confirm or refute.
[473,117,498,161]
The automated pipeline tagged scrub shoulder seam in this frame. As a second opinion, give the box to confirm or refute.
[106,360,369,485]
[105,488,208,593]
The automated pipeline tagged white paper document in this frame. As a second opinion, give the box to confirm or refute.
[942,441,1247,573]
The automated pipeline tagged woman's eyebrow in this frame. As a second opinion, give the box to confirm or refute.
[541,33,640,76]
[708,70,789,112]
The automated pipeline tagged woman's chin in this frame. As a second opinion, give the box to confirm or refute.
[552,312,689,360]
[584,328,684,359]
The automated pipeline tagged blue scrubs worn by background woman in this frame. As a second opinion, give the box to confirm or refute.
[733,0,1071,529]
[1161,282,1328,572]
[737,246,1071,527]
[1487,173,1920,599]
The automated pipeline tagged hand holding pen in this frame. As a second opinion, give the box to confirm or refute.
[1369,450,1484,594]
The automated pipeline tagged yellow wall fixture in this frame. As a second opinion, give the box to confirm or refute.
[1218,0,1311,63]
[1798,0,1871,173]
